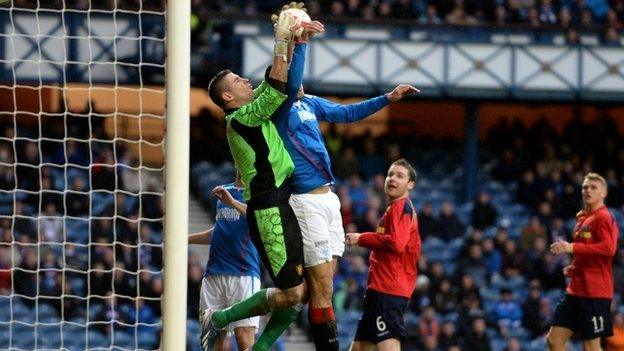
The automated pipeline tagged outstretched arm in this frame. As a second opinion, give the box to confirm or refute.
[311,84,420,123]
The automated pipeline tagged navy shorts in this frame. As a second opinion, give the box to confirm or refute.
[354,289,408,344]
[553,294,613,340]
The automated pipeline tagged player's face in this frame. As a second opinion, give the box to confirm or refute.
[384,164,414,201]
[223,73,254,105]
[581,179,606,208]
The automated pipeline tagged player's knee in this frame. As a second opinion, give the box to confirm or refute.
[546,331,561,349]
[284,283,306,306]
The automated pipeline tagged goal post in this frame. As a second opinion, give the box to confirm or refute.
[0,0,191,349]
[162,0,190,349]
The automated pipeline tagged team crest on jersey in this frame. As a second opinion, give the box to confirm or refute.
[376,226,385,234]
[574,231,592,240]
[296,264,303,276]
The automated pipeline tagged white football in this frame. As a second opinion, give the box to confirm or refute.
[282,8,311,37]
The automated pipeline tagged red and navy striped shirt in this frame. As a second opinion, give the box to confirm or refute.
[358,197,421,299]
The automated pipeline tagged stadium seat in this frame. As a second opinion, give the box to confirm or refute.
[113,329,135,348]
[138,329,159,349]
[37,323,62,348]
[88,329,111,348]
[0,323,9,349]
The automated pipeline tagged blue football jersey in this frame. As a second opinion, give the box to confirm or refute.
[205,183,260,278]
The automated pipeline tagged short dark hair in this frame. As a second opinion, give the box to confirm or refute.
[207,69,232,109]
[391,158,417,183]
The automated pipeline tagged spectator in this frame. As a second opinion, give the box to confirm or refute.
[357,138,386,180]
[494,288,523,335]
[483,238,502,276]
[419,202,440,239]
[520,216,548,251]
[418,306,441,344]
[504,337,525,351]
[472,192,498,230]
[332,147,358,179]
[438,201,466,241]
[605,26,623,46]
[464,317,492,351]
[522,281,544,338]
[391,0,419,19]
[39,203,63,243]
[538,0,557,24]
[419,4,443,24]
[430,278,457,314]
[439,320,460,350]
[457,244,489,287]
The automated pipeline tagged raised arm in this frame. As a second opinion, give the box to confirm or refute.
[211,186,247,217]
[311,84,419,123]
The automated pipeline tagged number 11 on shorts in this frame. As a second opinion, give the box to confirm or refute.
[592,315,604,332]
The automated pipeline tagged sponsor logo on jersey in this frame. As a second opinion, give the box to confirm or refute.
[297,109,316,123]
[215,207,241,221]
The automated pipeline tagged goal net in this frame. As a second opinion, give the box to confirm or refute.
[0,1,169,349]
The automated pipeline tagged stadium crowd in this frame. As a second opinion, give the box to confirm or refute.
[26,0,624,36]
[0,116,164,348]
[192,112,624,350]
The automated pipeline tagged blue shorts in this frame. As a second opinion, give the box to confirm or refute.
[553,294,613,340]
[354,289,408,344]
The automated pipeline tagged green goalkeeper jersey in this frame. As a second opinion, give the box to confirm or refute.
[225,81,294,201]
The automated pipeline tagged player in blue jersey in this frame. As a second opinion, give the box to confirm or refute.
[273,82,419,350]
[189,173,260,351]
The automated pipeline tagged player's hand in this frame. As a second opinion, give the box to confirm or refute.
[345,233,361,246]
[272,2,307,42]
[563,264,574,277]
[211,186,235,207]
[298,21,324,43]
[550,239,573,255]
[386,84,420,102]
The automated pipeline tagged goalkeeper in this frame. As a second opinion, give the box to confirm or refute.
[204,4,324,351]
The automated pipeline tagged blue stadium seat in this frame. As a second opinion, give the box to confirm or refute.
[61,322,87,349]
[0,322,9,349]
[38,303,58,318]
[12,322,36,349]
[113,330,135,349]
[37,323,62,349]
[138,329,159,349]
[88,329,110,348]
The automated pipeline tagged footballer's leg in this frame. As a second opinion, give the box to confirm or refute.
[350,341,376,351]
[546,326,573,351]
[377,338,401,351]
[581,338,602,351]
[290,191,340,350]
[234,326,256,350]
